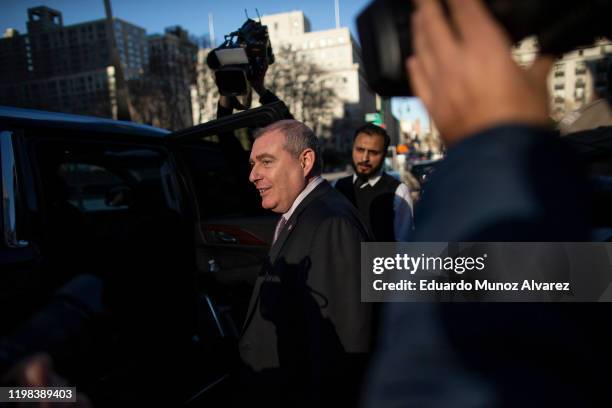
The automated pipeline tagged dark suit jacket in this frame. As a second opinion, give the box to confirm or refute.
[362,126,612,408]
[238,180,372,407]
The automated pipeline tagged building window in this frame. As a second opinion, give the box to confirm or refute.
[575,62,587,75]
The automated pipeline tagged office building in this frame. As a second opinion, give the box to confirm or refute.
[0,6,147,118]
[512,37,612,122]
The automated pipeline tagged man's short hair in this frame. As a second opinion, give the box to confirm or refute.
[254,119,323,175]
[353,123,390,152]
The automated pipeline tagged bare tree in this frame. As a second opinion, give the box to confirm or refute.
[190,45,338,133]
[191,48,220,124]
[266,45,338,138]
[128,76,174,129]
[129,34,198,131]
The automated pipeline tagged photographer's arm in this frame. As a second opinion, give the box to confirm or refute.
[217,95,234,118]
[407,0,554,146]
[250,61,292,117]
[216,62,269,118]
[216,61,293,119]
[363,2,590,407]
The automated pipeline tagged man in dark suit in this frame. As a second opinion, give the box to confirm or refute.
[334,124,413,242]
[362,0,607,407]
[238,119,371,407]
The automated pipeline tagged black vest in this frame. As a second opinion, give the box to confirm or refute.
[335,173,400,241]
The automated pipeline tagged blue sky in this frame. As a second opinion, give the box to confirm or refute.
[1,0,429,129]
[2,0,371,44]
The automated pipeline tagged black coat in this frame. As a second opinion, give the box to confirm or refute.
[362,125,612,408]
[238,180,372,407]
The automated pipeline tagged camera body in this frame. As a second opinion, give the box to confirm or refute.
[357,0,612,97]
[207,18,275,97]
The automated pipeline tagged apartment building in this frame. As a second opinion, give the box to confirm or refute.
[0,6,147,117]
[512,37,612,122]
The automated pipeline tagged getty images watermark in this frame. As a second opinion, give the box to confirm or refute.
[360,243,612,302]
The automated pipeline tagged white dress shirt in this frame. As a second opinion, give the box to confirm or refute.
[275,176,325,240]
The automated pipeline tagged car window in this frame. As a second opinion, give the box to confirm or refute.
[0,152,4,248]
[30,138,186,280]
[0,130,28,248]
[34,140,178,217]
[198,126,254,150]
[178,126,267,218]
[59,163,130,212]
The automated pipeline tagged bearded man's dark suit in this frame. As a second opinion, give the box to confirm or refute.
[237,180,372,407]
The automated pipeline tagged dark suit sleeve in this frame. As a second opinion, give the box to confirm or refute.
[361,302,496,408]
[308,215,371,353]
[304,215,371,405]
[216,101,233,118]
[413,124,589,242]
[363,125,592,407]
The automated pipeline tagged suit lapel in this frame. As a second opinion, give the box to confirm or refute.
[268,180,331,263]
[241,181,332,335]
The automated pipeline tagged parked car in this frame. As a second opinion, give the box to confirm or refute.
[0,102,290,405]
[408,158,440,186]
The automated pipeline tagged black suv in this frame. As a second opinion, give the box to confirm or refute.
[0,102,290,405]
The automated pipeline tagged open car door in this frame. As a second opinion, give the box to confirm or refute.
[167,102,289,339]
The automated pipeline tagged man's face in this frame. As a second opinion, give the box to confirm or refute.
[249,130,307,213]
[352,132,385,177]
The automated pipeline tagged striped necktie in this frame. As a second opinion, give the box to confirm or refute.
[272,216,287,244]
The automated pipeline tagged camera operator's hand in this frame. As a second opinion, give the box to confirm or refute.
[407,0,555,146]
[2,353,93,408]
[249,60,269,96]
[218,61,268,114]
[219,95,233,110]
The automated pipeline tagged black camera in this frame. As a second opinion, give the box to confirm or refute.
[357,0,612,97]
[207,18,275,97]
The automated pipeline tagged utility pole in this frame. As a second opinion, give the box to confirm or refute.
[104,0,132,121]
[208,13,215,48]
[335,0,340,29]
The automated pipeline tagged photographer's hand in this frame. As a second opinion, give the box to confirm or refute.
[407,0,554,146]
[217,61,268,116]
[2,354,93,407]
[219,95,233,109]
[250,61,269,96]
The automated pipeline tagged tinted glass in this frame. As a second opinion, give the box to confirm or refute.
[179,127,267,218]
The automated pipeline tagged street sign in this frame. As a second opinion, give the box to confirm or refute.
[365,112,382,125]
